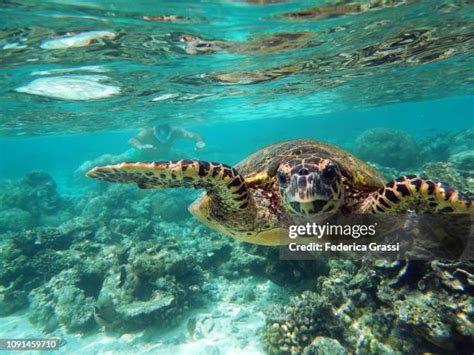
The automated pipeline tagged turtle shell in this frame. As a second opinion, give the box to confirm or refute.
[236,139,385,190]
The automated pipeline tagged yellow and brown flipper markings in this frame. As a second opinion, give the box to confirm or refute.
[358,175,473,214]
[86,160,257,227]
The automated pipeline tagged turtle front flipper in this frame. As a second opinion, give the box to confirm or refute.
[358,175,472,213]
[86,160,257,230]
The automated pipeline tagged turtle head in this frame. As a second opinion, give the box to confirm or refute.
[277,156,343,215]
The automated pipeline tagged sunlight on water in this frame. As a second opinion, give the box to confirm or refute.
[0,0,473,135]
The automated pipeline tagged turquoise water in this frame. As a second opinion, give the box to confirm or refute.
[0,1,473,354]
[1,96,473,183]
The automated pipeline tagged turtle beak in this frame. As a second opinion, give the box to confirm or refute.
[277,158,343,215]
[283,172,342,215]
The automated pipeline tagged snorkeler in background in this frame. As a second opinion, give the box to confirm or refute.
[128,124,206,159]
[75,124,206,178]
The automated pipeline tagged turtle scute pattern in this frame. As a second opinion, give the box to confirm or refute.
[236,139,385,190]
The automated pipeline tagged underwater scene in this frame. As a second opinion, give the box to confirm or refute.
[0,0,473,354]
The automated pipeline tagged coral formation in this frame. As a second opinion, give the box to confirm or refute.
[449,150,474,172]
[262,260,474,354]
[355,128,422,170]
[93,239,205,333]
[423,162,473,196]
[0,173,310,335]
[0,227,77,315]
[0,169,472,354]
[0,208,34,233]
[0,171,66,232]
[420,129,474,163]
[29,270,97,333]
[356,128,474,188]
[304,337,346,355]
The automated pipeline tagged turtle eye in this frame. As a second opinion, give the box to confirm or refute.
[321,164,338,181]
[277,172,287,185]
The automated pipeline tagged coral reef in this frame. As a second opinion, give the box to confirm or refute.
[0,227,79,315]
[355,128,422,170]
[0,221,209,334]
[0,208,34,233]
[356,128,474,194]
[262,291,337,354]
[75,184,195,226]
[29,270,97,333]
[1,170,472,355]
[262,260,474,354]
[423,162,473,197]
[304,337,346,355]
[93,238,205,333]
[420,129,474,163]
[0,173,311,335]
[449,150,474,172]
[0,171,67,232]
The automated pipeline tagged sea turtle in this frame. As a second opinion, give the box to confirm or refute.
[86,139,472,245]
